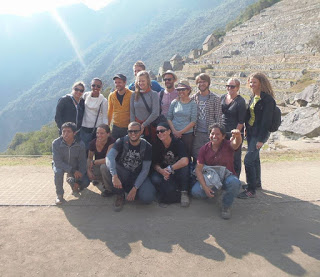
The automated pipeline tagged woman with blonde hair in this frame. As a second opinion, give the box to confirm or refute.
[130,70,160,143]
[238,72,276,199]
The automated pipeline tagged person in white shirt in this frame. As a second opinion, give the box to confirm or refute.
[80,78,108,150]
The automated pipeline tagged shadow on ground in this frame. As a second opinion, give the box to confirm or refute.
[61,189,320,276]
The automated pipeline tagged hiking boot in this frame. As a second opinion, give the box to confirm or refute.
[113,194,125,212]
[237,190,256,199]
[55,195,64,205]
[180,191,190,207]
[66,177,79,194]
[101,190,113,197]
[221,206,231,220]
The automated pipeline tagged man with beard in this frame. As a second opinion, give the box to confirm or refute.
[160,70,178,117]
[105,122,156,211]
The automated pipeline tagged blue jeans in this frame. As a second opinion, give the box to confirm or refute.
[244,135,261,192]
[191,175,240,208]
[52,164,90,196]
[106,163,156,204]
[80,127,95,151]
[111,125,128,140]
[151,166,189,204]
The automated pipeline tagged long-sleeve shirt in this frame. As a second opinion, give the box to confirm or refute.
[108,88,132,128]
[191,91,223,134]
[130,91,159,127]
[82,92,108,128]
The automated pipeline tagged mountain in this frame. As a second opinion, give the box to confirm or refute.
[0,0,258,151]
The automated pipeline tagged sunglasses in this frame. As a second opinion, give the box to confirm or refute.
[91,84,101,88]
[226,85,236,89]
[164,78,173,82]
[74,88,84,93]
[128,130,140,134]
[156,129,167,134]
[177,88,188,92]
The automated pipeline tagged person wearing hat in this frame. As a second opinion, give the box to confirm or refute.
[108,74,133,140]
[167,80,197,159]
[160,70,179,117]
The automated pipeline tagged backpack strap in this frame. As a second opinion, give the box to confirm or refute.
[159,89,165,114]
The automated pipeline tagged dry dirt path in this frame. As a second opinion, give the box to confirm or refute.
[0,161,319,276]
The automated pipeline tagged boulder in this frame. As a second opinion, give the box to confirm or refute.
[279,107,320,137]
[294,83,320,107]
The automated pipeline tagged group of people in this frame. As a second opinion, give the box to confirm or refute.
[53,60,277,219]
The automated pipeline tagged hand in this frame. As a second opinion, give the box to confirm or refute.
[230,129,241,141]
[256,141,263,150]
[89,160,94,170]
[173,130,182,139]
[87,169,95,180]
[161,168,171,180]
[203,185,215,198]
[112,175,122,189]
[127,187,137,201]
[74,170,82,179]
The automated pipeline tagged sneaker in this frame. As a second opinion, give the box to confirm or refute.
[101,190,113,197]
[55,195,64,205]
[221,206,231,220]
[66,177,79,193]
[237,190,256,199]
[113,194,125,212]
[180,191,190,207]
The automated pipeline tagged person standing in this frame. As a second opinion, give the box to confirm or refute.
[80,78,108,150]
[108,74,133,140]
[191,73,222,161]
[130,71,160,144]
[160,70,178,117]
[221,78,246,177]
[128,61,162,92]
[238,72,276,199]
[55,81,85,135]
[52,122,90,205]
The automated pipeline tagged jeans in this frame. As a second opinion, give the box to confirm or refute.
[150,166,189,204]
[192,132,209,161]
[191,175,240,208]
[105,163,156,204]
[244,135,261,192]
[52,164,90,196]
[80,127,95,151]
[111,125,128,140]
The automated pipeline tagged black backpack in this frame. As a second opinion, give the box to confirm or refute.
[269,100,281,132]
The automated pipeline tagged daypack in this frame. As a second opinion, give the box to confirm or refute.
[120,135,147,161]
[269,101,281,132]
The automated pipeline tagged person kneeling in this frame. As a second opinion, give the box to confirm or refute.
[52,122,90,205]
[151,122,190,207]
[105,122,156,211]
[191,123,242,219]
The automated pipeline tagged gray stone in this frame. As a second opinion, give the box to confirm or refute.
[294,84,320,107]
[239,72,246,77]
[279,107,320,137]
[296,44,304,51]
[231,50,240,55]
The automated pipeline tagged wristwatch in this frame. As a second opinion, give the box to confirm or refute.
[169,165,175,174]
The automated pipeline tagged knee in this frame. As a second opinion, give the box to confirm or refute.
[150,172,163,185]
[138,180,156,204]
[191,182,205,198]
[224,175,240,191]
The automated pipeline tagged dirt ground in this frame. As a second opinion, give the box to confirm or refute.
[0,147,320,276]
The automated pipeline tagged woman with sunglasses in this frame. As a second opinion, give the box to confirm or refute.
[221,78,246,177]
[55,81,85,135]
[80,78,108,150]
[167,80,197,159]
[238,73,276,199]
[130,71,160,144]
[151,122,190,207]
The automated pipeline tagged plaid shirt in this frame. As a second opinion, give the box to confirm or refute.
[191,91,223,134]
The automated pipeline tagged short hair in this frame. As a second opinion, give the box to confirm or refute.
[91,77,102,85]
[61,122,77,133]
[72,81,85,90]
[128,121,141,129]
[97,124,110,133]
[227,78,240,87]
[133,61,146,70]
[196,73,211,85]
[209,123,226,136]
[247,72,275,98]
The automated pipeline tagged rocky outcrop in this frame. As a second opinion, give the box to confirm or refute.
[294,83,320,107]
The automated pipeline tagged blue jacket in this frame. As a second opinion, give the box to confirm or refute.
[52,137,87,175]
[128,80,163,92]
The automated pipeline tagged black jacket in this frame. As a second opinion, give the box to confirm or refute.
[245,92,275,143]
[55,94,85,131]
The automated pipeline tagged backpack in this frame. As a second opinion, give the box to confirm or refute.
[269,101,281,132]
[120,135,147,161]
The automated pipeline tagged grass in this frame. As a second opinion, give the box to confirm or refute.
[0,156,52,166]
